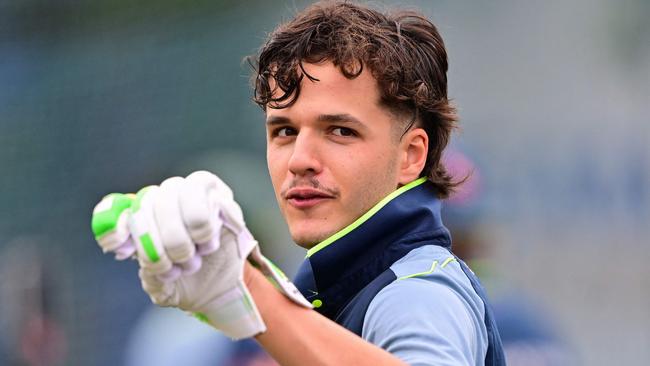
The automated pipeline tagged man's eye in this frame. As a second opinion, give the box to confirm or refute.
[274,127,297,137]
[331,127,356,137]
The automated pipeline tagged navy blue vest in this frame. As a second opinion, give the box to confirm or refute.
[293,181,506,365]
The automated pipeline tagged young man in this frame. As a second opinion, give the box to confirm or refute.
[91,2,505,365]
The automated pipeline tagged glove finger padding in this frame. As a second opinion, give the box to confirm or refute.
[91,193,136,259]
[154,177,196,264]
[179,171,224,251]
[129,186,173,275]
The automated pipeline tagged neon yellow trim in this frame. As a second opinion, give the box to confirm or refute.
[397,260,438,280]
[312,299,323,308]
[441,256,457,268]
[306,177,428,258]
[193,312,210,324]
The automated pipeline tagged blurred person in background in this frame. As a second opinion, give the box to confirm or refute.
[444,149,577,365]
[92,1,504,365]
[0,237,69,366]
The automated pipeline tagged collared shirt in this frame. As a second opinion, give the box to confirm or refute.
[294,178,505,365]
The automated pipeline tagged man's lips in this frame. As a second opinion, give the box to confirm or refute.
[285,187,335,209]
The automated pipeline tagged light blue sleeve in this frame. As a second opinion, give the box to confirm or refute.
[361,247,488,366]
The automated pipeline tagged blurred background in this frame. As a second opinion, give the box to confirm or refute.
[0,0,648,365]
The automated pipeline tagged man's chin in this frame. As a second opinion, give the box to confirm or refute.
[290,229,336,250]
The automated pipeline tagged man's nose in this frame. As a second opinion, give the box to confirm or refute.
[288,131,322,177]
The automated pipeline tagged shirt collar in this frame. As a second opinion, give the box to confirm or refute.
[293,178,452,319]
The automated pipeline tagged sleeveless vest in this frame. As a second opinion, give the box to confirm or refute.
[293,181,506,365]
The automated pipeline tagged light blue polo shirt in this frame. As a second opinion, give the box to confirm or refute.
[363,245,488,365]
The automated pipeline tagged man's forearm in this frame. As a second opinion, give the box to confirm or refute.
[245,262,406,366]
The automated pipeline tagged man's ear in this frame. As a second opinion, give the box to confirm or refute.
[398,128,428,185]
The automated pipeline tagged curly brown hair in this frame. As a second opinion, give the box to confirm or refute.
[249,1,459,198]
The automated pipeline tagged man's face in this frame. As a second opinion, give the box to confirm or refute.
[266,61,404,248]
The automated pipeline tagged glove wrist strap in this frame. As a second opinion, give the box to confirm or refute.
[194,282,266,340]
[248,246,313,309]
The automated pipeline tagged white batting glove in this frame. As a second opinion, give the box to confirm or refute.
[91,171,311,339]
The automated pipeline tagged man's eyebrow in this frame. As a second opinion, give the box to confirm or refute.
[266,114,366,126]
[265,116,292,125]
[316,113,365,126]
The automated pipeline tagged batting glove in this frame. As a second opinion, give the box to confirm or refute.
[91,171,311,339]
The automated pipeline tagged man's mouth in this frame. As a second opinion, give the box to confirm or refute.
[285,188,335,209]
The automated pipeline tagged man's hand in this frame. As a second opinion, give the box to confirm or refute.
[91,171,311,340]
